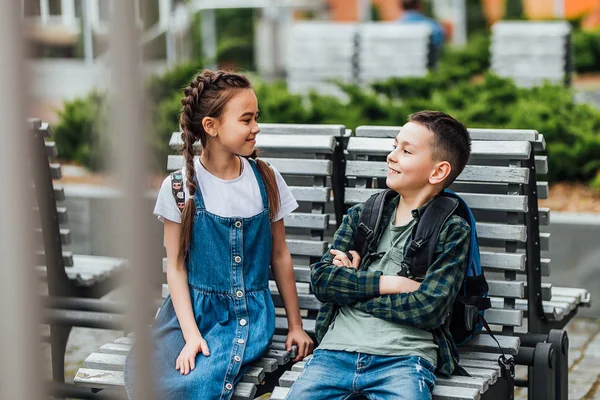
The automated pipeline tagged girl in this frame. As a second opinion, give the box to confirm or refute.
[124,70,314,399]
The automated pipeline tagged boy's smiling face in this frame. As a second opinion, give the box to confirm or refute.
[386,122,441,193]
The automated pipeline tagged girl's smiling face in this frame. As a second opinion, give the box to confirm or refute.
[209,88,260,157]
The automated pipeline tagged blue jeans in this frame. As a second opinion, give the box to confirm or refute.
[285,350,436,400]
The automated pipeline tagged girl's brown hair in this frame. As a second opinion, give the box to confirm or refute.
[177,69,280,266]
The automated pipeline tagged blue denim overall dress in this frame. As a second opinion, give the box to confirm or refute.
[124,160,276,399]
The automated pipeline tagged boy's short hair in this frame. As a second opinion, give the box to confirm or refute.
[408,111,471,187]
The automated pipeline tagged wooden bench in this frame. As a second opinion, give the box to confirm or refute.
[286,22,434,96]
[73,124,347,399]
[31,118,127,393]
[286,21,358,97]
[357,23,433,83]
[491,21,573,87]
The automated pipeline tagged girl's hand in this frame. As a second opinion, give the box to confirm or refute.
[330,249,360,269]
[175,335,210,375]
[286,327,314,362]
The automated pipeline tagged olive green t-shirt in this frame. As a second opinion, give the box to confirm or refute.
[318,217,438,366]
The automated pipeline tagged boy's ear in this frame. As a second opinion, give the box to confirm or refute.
[202,117,219,137]
[429,161,452,186]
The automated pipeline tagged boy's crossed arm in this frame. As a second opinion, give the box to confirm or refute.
[352,217,470,330]
[311,206,470,331]
[311,205,421,306]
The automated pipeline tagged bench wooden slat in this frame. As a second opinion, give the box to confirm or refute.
[36,228,71,246]
[50,163,62,180]
[436,375,489,394]
[289,186,331,203]
[167,155,333,177]
[345,188,528,212]
[348,137,531,160]
[460,335,520,355]
[85,352,125,371]
[74,368,124,389]
[46,141,58,158]
[170,133,337,154]
[552,287,591,304]
[284,213,329,230]
[483,309,523,327]
[487,280,524,298]
[258,123,346,136]
[355,126,538,141]
[53,184,65,201]
[287,239,328,257]
[477,223,526,242]
[33,206,67,223]
[98,343,131,356]
[536,155,548,174]
[346,161,530,184]
[480,251,525,271]
[239,367,265,385]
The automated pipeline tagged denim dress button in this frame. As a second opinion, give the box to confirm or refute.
[225,383,233,391]
[237,339,245,344]
[234,356,241,362]
[234,256,242,263]
[236,290,243,298]
[235,221,242,228]
[240,319,247,326]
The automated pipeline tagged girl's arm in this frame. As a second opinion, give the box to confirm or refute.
[164,219,210,374]
[270,219,314,361]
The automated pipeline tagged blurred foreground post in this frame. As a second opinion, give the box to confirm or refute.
[0,0,43,398]
[109,0,156,399]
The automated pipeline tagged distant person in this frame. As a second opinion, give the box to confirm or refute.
[397,0,445,54]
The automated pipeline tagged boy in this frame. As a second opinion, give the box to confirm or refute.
[286,111,472,399]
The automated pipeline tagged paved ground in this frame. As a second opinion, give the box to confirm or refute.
[514,317,600,400]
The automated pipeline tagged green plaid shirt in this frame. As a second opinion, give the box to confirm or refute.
[311,194,471,377]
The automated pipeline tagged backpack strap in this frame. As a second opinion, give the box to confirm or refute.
[355,189,396,268]
[400,194,459,279]
[170,170,185,211]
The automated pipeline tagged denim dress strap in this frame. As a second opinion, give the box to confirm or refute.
[191,174,206,210]
[247,158,269,211]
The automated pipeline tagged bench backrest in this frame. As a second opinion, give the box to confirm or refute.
[166,124,346,334]
[286,22,358,97]
[286,22,434,96]
[357,23,433,83]
[491,21,572,87]
[31,119,74,298]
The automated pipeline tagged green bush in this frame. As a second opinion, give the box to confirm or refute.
[572,29,600,73]
[52,91,109,171]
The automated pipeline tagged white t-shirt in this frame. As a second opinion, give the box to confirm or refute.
[154,157,298,223]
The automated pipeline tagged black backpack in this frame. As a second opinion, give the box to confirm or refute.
[354,189,515,388]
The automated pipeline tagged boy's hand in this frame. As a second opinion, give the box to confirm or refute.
[330,249,360,269]
[286,327,314,362]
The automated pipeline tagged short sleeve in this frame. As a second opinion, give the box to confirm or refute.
[271,166,298,222]
[154,175,183,223]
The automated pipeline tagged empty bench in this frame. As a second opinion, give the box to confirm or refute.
[31,118,127,390]
[491,21,573,87]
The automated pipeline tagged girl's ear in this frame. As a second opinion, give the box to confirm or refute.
[202,117,219,137]
[429,160,451,186]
